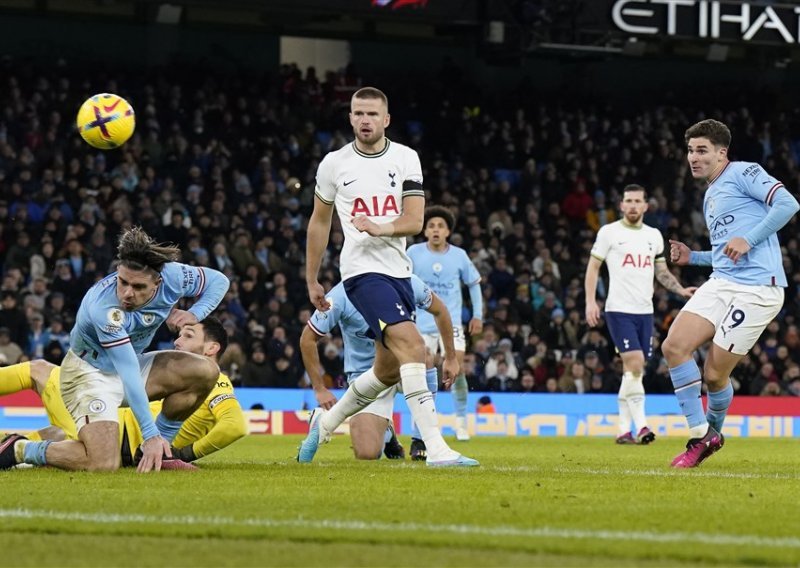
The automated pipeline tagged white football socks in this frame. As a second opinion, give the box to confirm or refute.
[320,368,389,434]
[401,362,458,461]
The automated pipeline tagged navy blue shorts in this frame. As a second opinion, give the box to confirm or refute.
[604,312,654,358]
[344,273,415,343]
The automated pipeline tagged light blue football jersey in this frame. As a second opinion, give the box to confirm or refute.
[407,243,480,334]
[307,275,433,381]
[69,262,229,439]
[704,161,791,286]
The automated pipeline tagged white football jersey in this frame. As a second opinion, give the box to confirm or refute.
[590,220,665,314]
[315,139,424,280]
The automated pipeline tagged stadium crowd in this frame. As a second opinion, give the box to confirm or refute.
[1,57,799,399]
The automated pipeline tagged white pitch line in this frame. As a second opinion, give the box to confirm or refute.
[0,508,797,550]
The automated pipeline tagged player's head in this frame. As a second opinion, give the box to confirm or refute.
[115,227,181,310]
[619,185,648,225]
[685,119,730,180]
[350,87,390,147]
[424,206,455,247]
[173,316,228,362]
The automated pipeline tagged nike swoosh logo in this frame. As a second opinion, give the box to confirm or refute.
[343,179,357,186]
[103,100,121,113]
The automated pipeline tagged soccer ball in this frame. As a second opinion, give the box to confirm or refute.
[76,93,135,149]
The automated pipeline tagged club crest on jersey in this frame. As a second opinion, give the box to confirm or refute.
[351,195,399,216]
[388,171,396,187]
[432,262,443,273]
[142,313,156,326]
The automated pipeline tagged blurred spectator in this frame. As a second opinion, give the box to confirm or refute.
[0,327,23,366]
[476,395,496,413]
[0,291,29,350]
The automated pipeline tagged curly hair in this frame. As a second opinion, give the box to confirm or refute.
[424,205,456,232]
[116,227,180,273]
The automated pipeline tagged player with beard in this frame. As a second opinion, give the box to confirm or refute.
[585,185,695,445]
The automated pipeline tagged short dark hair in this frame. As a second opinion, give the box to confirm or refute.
[424,205,455,232]
[685,119,731,148]
[352,87,388,110]
[116,227,180,274]
[199,316,228,359]
[622,184,648,200]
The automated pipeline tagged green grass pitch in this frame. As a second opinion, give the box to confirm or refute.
[0,435,797,567]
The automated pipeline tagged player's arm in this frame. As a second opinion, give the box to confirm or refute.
[426,292,458,388]
[103,339,169,472]
[584,255,603,328]
[300,324,338,410]
[173,393,247,462]
[306,197,335,311]
[164,264,230,330]
[353,194,425,237]
[464,256,484,335]
[654,260,695,299]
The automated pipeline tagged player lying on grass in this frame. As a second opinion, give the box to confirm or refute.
[0,317,246,469]
[300,274,458,461]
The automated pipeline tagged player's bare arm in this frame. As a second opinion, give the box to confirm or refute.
[584,255,603,327]
[654,262,696,298]
[299,325,338,410]
[352,195,424,237]
[427,293,459,388]
[306,197,335,311]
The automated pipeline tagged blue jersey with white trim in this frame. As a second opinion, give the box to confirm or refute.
[407,243,480,334]
[704,161,788,286]
[307,275,433,379]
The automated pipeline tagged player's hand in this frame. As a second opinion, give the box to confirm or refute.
[680,286,698,299]
[314,387,338,410]
[352,216,384,236]
[307,281,330,311]
[468,318,483,335]
[668,239,691,266]
[585,302,601,328]
[137,435,171,473]
[166,309,199,333]
[723,237,751,264]
[441,356,459,389]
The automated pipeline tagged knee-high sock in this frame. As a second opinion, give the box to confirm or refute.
[321,368,389,433]
[625,371,648,432]
[411,368,439,440]
[402,363,456,461]
[0,362,33,396]
[452,373,468,419]
[617,375,633,436]
[669,359,707,439]
[706,379,734,433]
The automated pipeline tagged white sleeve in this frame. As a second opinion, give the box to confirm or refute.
[314,154,337,204]
[590,226,611,261]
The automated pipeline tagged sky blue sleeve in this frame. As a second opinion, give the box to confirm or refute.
[743,189,800,247]
[105,342,160,440]
[166,263,230,321]
[689,251,713,266]
[307,286,345,335]
[411,274,433,310]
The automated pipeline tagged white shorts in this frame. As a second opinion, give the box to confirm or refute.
[347,373,398,421]
[60,350,156,432]
[423,325,466,355]
[681,278,784,355]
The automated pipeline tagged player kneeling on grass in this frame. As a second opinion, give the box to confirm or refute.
[0,317,246,470]
[300,274,458,461]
